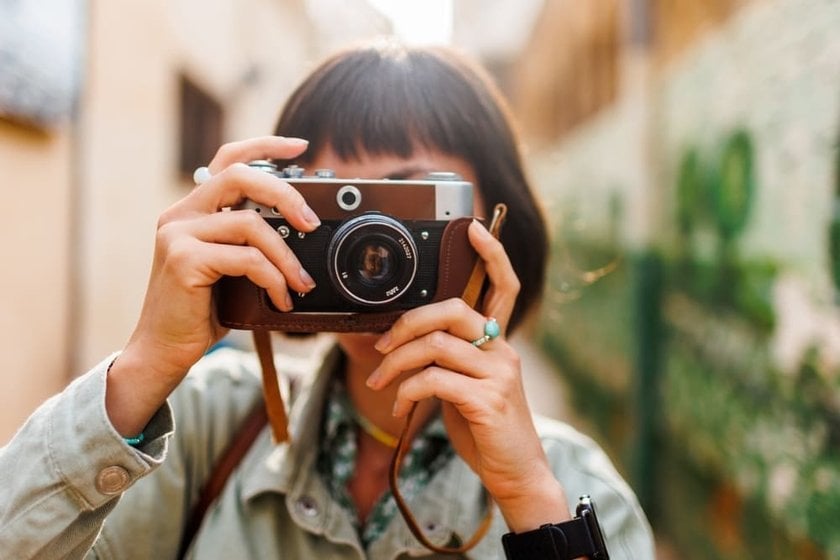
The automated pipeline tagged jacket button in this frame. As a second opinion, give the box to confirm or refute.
[95,466,130,495]
[295,495,320,518]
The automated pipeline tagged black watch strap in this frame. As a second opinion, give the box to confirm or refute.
[501,495,609,560]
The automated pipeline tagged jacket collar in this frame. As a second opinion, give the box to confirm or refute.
[240,344,342,502]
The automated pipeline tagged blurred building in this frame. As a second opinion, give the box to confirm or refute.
[504,0,840,558]
[450,0,544,93]
[0,0,389,443]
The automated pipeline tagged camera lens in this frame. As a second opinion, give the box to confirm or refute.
[356,242,393,282]
[328,214,418,306]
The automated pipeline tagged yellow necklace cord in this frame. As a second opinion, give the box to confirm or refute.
[353,410,399,448]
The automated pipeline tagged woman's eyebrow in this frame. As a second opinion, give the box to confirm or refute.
[383,166,430,180]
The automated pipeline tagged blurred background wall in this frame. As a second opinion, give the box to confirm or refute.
[515,0,840,558]
[0,0,388,443]
[2,0,839,558]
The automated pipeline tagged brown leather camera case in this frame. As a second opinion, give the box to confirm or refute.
[214,217,477,333]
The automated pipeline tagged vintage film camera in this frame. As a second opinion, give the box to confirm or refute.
[214,161,479,332]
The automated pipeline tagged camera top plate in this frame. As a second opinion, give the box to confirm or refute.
[237,161,473,221]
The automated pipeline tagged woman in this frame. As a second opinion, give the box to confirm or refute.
[0,41,654,559]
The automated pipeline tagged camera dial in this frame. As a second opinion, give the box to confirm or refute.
[328,213,418,306]
[282,165,305,178]
[248,160,278,173]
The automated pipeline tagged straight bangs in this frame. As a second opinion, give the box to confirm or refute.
[274,45,505,166]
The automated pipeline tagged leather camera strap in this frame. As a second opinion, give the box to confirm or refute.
[389,203,507,554]
[461,204,507,308]
[253,329,290,442]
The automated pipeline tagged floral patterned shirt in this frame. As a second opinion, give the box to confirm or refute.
[316,380,453,549]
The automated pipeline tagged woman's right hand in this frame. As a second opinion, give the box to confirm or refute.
[106,136,319,436]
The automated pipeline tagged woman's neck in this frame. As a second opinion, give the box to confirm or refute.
[339,344,441,524]
[337,334,439,448]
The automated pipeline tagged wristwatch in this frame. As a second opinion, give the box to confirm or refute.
[501,495,609,560]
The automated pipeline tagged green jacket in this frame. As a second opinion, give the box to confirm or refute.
[0,346,654,559]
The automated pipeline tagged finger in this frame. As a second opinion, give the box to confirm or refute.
[206,136,309,174]
[177,210,316,294]
[163,238,295,311]
[208,245,295,312]
[468,220,520,330]
[392,366,491,419]
[393,366,473,418]
[367,329,496,390]
[375,297,489,354]
[168,163,321,233]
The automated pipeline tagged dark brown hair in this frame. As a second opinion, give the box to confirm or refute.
[274,40,547,333]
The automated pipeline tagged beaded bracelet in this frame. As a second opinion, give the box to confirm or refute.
[124,433,145,447]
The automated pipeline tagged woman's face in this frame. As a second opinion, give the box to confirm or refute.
[306,146,484,362]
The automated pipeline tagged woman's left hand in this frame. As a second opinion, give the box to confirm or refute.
[368,220,570,532]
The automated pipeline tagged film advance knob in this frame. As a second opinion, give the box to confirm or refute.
[248,160,278,172]
[282,165,305,178]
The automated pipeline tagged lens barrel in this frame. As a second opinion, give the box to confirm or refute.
[328,214,418,306]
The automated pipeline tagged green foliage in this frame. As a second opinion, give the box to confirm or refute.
[670,131,776,331]
[713,130,755,241]
[829,215,840,293]
[538,124,840,558]
[664,318,840,558]
[832,127,840,294]
[540,240,840,558]
[669,257,777,332]
[541,242,633,390]
[675,130,756,248]
[731,259,777,330]
[676,147,708,238]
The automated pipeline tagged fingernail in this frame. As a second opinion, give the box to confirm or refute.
[375,332,392,353]
[287,137,309,147]
[392,401,403,417]
[302,204,321,228]
[284,293,294,311]
[472,219,491,238]
[299,267,316,290]
[366,369,381,389]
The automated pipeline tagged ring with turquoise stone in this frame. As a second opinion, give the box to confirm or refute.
[471,317,501,347]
